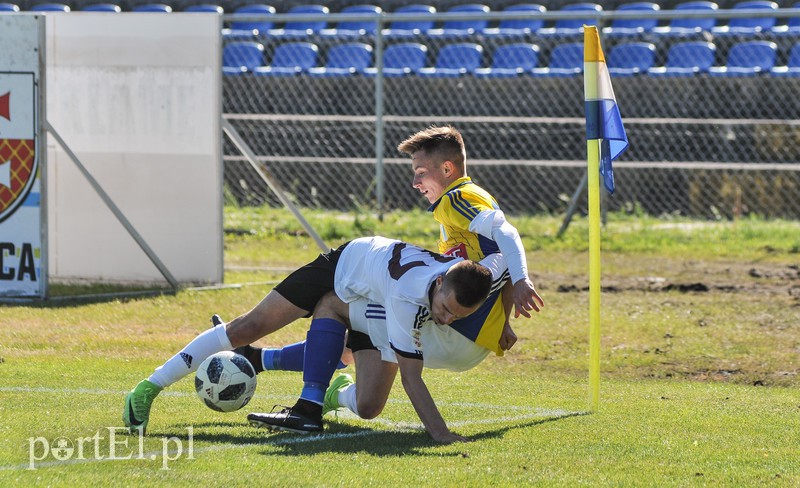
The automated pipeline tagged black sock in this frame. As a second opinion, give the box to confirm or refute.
[293,399,323,420]
[241,346,264,374]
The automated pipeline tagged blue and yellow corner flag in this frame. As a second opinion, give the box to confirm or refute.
[584,26,628,194]
[584,26,629,412]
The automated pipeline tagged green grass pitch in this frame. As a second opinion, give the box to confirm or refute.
[1,209,798,485]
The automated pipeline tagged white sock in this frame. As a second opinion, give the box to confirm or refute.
[338,383,359,417]
[148,324,233,388]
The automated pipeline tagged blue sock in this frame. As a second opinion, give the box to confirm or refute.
[262,341,348,372]
[299,318,346,405]
[262,341,305,371]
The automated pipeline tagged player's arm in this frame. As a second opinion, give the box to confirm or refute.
[479,255,517,351]
[469,209,544,318]
[499,281,518,351]
[395,353,468,444]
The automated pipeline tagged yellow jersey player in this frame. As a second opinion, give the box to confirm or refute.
[404,125,544,354]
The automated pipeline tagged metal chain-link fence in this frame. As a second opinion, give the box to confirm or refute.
[222,8,800,219]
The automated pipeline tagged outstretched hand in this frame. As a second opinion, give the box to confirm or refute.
[512,278,544,318]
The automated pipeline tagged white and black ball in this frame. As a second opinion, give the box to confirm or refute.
[195,351,257,412]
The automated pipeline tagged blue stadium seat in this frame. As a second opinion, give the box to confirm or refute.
[652,1,719,35]
[222,41,264,75]
[268,4,330,38]
[223,4,275,39]
[184,4,223,13]
[320,4,381,37]
[132,3,172,12]
[538,3,602,37]
[308,43,373,76]
[771,1,800,35]
[712,0,778,35]
[531,42,583,76]
[607,42,656,76]
[82,3,121,11]
[29,3,70,11]
[426,4,491,37]
[0,2,18,10]
[648,41,716,76]
[417,43,484,77]
[253,42,319,76]
[474,43,539,77]
[770,43,800,76]
[363,42,428,77]
[482,4,547,37]
[603,2,660,37]
[708,40,777,76]
[383,4,436,38]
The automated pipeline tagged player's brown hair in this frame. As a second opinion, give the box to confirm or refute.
[441,260,492,308]
[397,125,466,173]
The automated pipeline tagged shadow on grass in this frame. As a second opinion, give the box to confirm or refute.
[164,421,441,457]
[467,411,587,443]
[165,411,587,457]
[0,288,175,308]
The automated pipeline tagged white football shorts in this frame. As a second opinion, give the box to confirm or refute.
[348,298,490,372]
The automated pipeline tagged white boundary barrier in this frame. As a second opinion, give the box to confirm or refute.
[0,13,224,297]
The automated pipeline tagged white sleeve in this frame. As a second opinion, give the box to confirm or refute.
[478,252,507,282]
[468,209,528,284]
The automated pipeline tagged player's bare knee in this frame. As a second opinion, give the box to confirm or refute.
[355,399,385,420]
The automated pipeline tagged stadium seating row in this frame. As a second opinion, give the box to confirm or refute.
[217,1,800,39]
[3,1,799,38]
[222,39,800,76]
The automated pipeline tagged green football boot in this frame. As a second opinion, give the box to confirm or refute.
[123,379,163,434]
[322,373,354,416]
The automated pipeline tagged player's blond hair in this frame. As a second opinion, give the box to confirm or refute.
[397,125,466,173]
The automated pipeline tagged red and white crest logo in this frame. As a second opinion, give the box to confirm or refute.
[0,74,38,224]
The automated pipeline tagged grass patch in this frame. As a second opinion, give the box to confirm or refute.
[0,207,798,484]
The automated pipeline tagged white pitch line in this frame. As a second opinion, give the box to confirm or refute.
[0,409,583,472]
[0,386,570,412]
[334,409,584,429]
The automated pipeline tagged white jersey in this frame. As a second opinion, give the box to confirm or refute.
[335,236,506,359]
[348,298,491,372]
[336,237,459,358]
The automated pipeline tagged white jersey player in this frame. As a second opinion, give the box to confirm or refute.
[125,236,497,443]
[248,236,499,443]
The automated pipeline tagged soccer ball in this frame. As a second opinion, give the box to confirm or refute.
[195,351,257,412]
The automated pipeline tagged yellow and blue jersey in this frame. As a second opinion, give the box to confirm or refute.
[428,176,509,355]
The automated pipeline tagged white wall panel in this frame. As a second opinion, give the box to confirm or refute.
[45,14,222,285]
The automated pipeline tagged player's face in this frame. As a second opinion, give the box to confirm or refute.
[430,278,480,325]
[411,151,451,204]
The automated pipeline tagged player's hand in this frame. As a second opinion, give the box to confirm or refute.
[512,279,544,318]
[431,430,470,444]
[499,322,518,351]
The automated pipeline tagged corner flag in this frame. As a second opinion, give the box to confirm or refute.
[584,26,627,412]
[584,26,628,194]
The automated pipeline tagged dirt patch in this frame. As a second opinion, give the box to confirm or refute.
[540,256,800,301]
